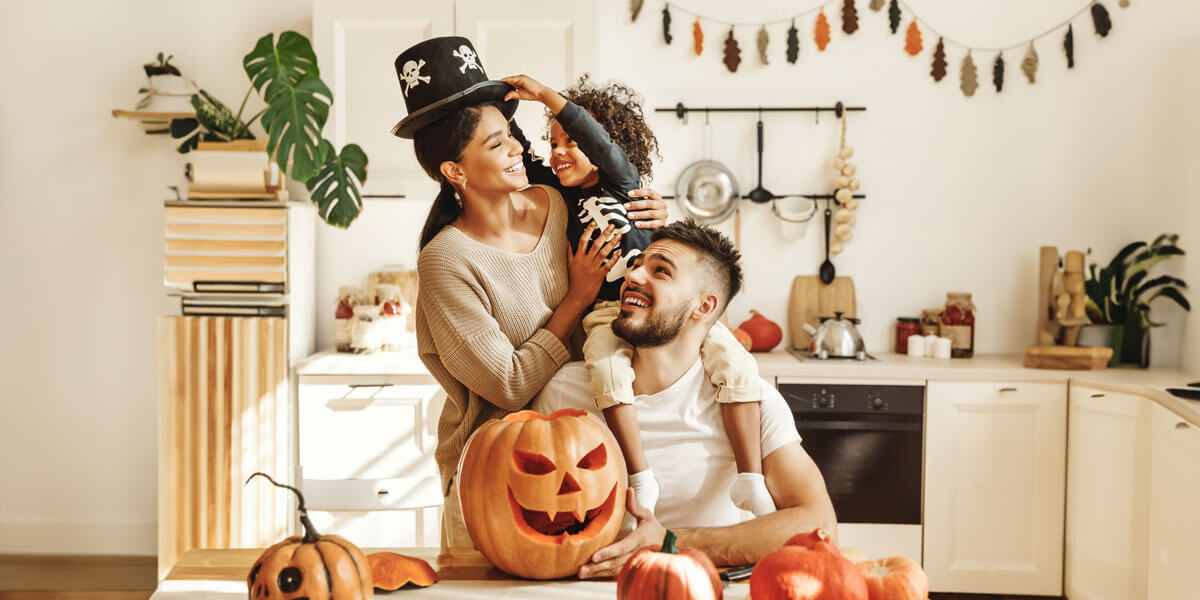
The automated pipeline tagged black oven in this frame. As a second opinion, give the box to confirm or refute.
[778,383,924,525]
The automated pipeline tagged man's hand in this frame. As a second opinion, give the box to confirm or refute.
[577,489,666,579]
[626,188,668,229]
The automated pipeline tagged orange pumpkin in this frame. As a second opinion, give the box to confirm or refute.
[737,311,783,351]
[246,473,373,600]
[858,556,928,600]
[367,552,437,591]
[617,530,722,599]
[457,409,628,579]
[732,328,754,351]
[749,528,868,600]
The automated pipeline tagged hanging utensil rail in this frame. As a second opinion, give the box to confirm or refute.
[657,101,866,120]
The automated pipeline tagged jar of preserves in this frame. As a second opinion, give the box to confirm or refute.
[940,292,976,358]
[894,317,921,354]
[335,286,366,352]
[919,308,942,336]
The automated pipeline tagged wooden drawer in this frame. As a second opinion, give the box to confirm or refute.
[164,205,288,291]
[298,383,442,480]
[301,476,442,511]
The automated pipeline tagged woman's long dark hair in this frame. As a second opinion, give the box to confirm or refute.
[413,103,493,250]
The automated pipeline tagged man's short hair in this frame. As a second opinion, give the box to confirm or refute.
[650,220,743,314]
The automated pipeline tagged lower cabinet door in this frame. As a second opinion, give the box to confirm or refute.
[1147,404,1200,600]
[923,381,1067,595]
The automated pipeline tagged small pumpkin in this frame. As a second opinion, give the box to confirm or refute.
[246,472,373,600]
[737,310,783,352]
[367,551,438,590]
[749,528,868,600]
[858,556,928,600]
[617,530,722,599]
[732,328,754,351]
[457,409,627,579]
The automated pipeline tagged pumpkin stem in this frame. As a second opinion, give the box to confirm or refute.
[246,472,322,543]
[661,530,678,554]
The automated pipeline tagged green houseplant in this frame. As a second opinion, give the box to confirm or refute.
[1083,234,1190,367]
[169,32,367,228]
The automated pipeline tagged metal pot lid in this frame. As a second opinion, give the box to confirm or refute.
[674,160,739,224]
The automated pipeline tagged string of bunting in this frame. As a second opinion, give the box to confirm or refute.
[637,0,1130,97]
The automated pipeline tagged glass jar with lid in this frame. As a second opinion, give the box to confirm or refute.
[895,317,921,354]
[335,285,366,352]
[940,292,976,358]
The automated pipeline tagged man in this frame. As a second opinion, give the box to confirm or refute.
[532,220,837,578]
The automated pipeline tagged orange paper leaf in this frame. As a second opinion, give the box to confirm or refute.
[815,8,831,51]
[693,19,704,55]
[367,551,438,590]
[904,19,923,56]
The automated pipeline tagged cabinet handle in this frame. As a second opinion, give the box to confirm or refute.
[1176,422,1191,430]
[1090,393,1106,398]
[999,387,1018,393]
[377,488,390,497]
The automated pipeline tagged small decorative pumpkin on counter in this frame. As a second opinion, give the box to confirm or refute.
[857,556,928,600]
[457,409,627,579]
[366,551,438,591]
[737,310,783,352]
[617,530,722,599]
[732,328,754,351]
[246,472,373,600]
[750,528,868,600]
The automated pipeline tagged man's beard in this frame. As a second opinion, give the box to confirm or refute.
[612,300,690,348]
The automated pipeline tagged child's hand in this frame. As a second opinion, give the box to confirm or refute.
[566,221,621,305]
[501,74,567,113]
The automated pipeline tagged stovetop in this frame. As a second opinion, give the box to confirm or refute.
[787,347,885,365]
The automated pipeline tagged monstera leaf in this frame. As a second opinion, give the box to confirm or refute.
[306,140,368,229]
[244,32,330,182]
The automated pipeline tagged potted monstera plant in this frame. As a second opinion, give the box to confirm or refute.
[170,31,367,228]
[1081,234,1190,367]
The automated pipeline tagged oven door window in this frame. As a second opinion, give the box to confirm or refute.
[797,415,922,525]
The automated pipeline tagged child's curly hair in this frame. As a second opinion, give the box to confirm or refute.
[548,74,661,184]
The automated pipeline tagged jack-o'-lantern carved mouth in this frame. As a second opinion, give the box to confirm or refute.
[508,484,618,544]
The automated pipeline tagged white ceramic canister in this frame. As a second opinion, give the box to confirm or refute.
[907,334,926,358]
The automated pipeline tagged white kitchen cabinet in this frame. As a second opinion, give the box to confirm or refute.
[1147,403,1200,600]
[1064,385,1152,600]
[313,0,595,196]
[923,381,1067,595]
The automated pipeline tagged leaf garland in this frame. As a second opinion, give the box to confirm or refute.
[888,0,902,34]
[931,37,947,81]
[1119,0,1130,7]
[757,26,770,65]
[842,0,859,34]
[1021,42,1038,83]
[693,19,704,55]
[723,28,742,72]
[1092,2,1113,37]
[993,53,1005,92]
[869,0,885,11]
[786,20,800,63]
[961,51,979,97]
[662,6,672,44]
[815,8,831,51]
[631,0,644,22]
[904,19,923,55]
[1064,23,1075,68]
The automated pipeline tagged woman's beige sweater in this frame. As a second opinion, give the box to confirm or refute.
[415,185,577,493]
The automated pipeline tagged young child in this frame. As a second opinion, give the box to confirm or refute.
[502,74,776,517]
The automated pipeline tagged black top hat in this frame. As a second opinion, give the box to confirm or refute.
[391,36,518,139]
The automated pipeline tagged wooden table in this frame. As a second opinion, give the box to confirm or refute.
[151,547,753,599]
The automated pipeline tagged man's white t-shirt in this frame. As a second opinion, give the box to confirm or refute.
[532,360,801,530]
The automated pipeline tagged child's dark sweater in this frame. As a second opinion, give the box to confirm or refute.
[513,101,651,302]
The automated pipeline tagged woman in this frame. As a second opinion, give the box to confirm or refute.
[391,37,667,547]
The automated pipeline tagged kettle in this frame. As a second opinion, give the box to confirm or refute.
[801,312,868,360]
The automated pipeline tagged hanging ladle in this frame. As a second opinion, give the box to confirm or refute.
[746,114,774,204]
[819,206,836,283]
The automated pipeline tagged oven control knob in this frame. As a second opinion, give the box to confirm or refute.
[818,396,830,407]
[871,397,884,410]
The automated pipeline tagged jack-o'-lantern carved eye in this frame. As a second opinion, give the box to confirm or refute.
[514,449,556,475]
[576,444,607,470]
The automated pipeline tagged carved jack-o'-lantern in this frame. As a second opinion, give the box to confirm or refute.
[457,409,628,579]
[246,473,373,600]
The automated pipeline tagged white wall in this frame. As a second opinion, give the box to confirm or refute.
[2,0,1195,557]
[0,0,311,554]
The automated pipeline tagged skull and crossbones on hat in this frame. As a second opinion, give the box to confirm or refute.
[452,45,481,74]
[399,59,431,97]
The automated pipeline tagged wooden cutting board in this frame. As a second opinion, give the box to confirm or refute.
[789,276,856,350]
[1023,345,1112,370]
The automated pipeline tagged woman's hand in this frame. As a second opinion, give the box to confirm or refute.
[626,187,669,229]
[567,221,621,306]
[578,490,666,579]
[501,74,567,113]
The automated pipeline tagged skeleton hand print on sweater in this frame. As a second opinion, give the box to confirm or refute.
[579,195,642,283]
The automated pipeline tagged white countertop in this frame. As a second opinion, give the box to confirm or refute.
[296,348,1200,425]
